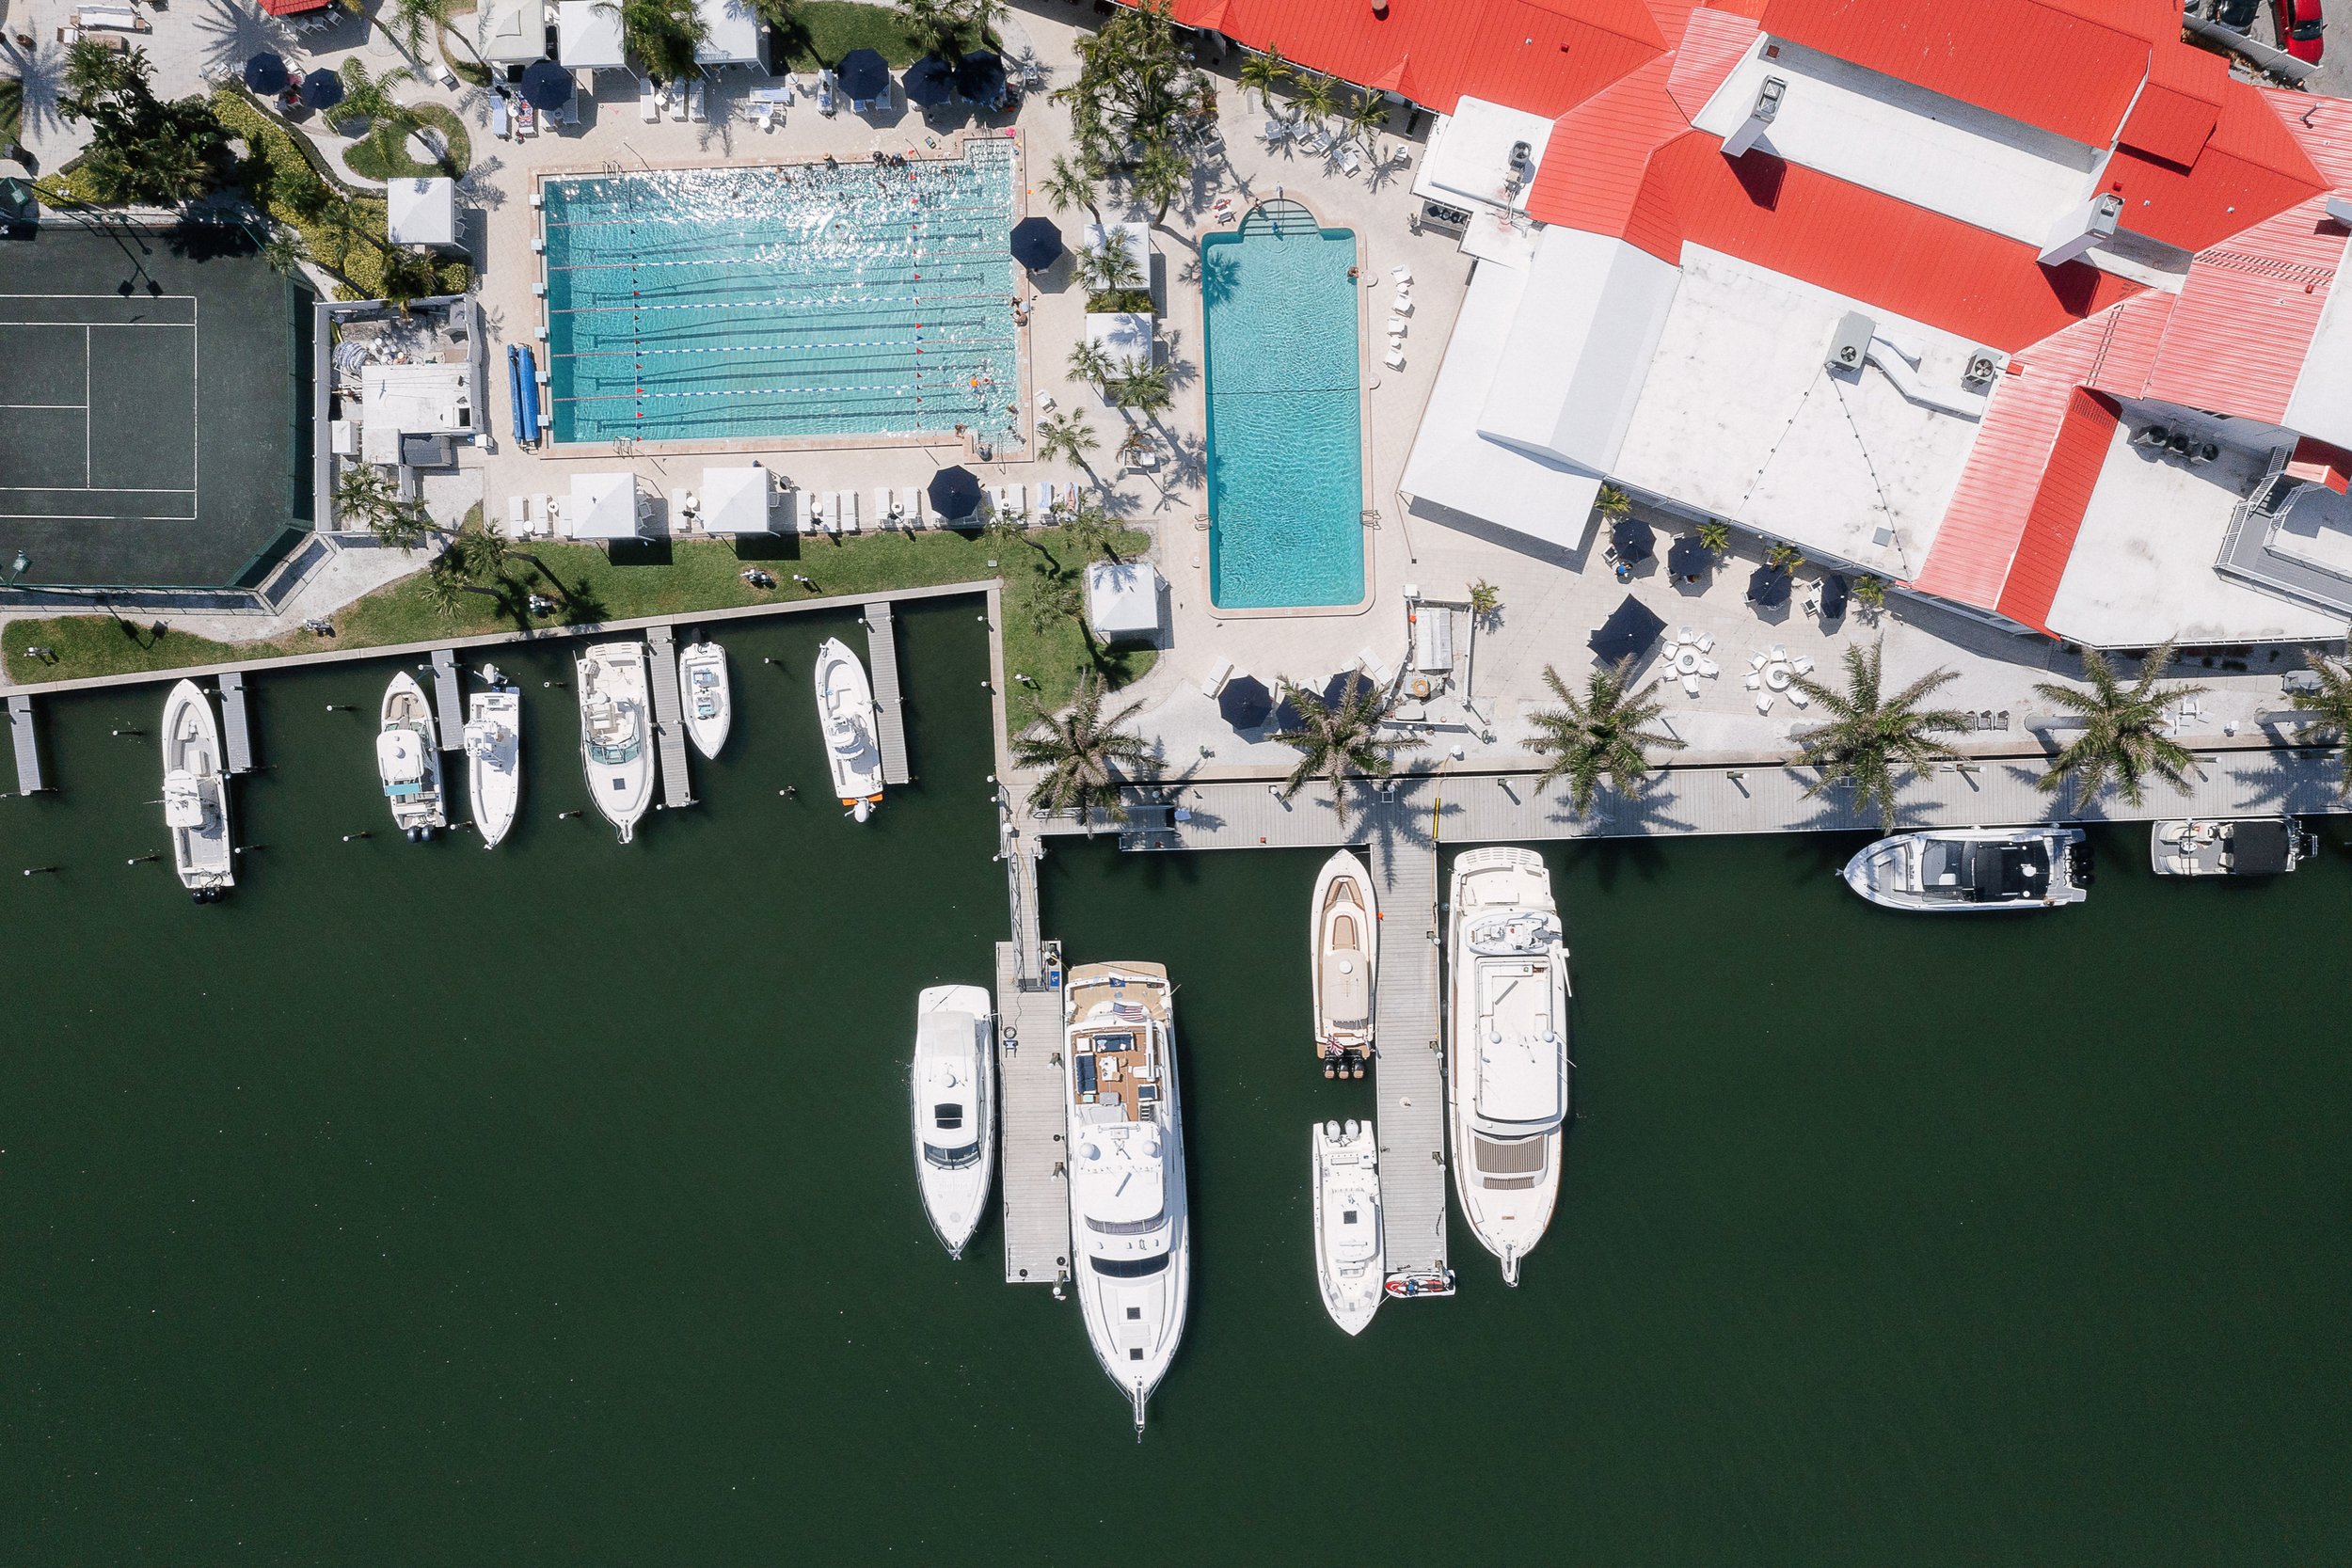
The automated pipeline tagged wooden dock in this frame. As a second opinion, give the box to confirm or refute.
[429,649,465,752]
[643,625,694,810]
[1368,819,1450,1286]
[7,694,41,794]
[217,671,256,775]
[864,601,911,786]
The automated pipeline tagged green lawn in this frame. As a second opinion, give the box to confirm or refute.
[342,103,473,182]
[5,529,1154,716]
[773,1,978,70]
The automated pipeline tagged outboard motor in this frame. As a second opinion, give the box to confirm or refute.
[2068,839,2096,885]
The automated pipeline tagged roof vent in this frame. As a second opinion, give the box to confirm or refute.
[1371,0,1388,15]
[1724,76,1787,158]
[1505,139,1534,183]
[1826,310,1875,373]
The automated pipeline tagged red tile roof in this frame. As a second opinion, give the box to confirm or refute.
[1662,4,1757,119]
[1993,388,2122,632]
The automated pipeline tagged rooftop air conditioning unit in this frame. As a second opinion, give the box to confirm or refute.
[1505,139,1534,182]
[1826,310,1875,372]
[1754,76,1786,122]
[1963,351,2000,385]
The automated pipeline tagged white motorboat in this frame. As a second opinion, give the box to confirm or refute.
[2152,816,2314,877]
[160,679,233,901]
[1447,847,1571,1287]
[815,636,884,821]
[577,641,655,844]
[911,984,995,1259]
[377,671,446,840]
[1311,849,1378,1079]
[677,637,731,760]
[1842,827,2090,911]
[1064,961,1188,1434]
[464,684,521,850]
[1311,1118,1383,1337]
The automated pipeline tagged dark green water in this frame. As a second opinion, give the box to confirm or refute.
[6,598,2351,1563]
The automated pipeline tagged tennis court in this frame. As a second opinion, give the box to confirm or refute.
[0,223,310,591]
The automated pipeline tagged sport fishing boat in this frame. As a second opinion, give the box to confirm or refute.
[160,679,233,901]
[1311,849,1378,1078]
[1842,827,2090,911]
[1311,1118,1383,1337]
[911,984,995,1259]
[1446,847,1571,1287]
[377,671,446,841]
[677,636,731,759]
[1064,961,1188,1434]
[464,680,521,850]
[2151,816,2315,877]
[576,641,655,844]
[814,637,884,821]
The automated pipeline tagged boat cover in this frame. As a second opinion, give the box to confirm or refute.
[376,729,426,792]
[2224,819,2295,873]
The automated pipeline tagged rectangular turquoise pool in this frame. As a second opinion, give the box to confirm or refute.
[540,144,1021,447]
[1202,203,1365,610]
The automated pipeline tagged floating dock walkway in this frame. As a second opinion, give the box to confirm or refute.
[218,672,256,775]
[995,812,1069,1285]
[7,695,40,794]
[429,649,465,752]
[643,625,694,810]
[865,601,910,786]
[1368,819,1449,1286]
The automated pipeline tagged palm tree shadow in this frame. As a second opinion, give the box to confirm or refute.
[2235,751,2346,813]
[3,38,68,140]
[1199,249,1241,309]
[194,0,294,80]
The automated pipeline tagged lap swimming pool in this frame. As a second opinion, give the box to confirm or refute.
[1201,202,1365,610]
[539,142,1022,448]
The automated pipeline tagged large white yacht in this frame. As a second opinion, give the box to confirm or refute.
[814,637,884,821]
[377,671,446,841]
[677,637,731,759]
[464,680,521,850]
[1446,847,1571,1286]
[1311,1118,1383,1337]
[1310,849,1378,1078]
[576,641,655,843]
[1064,961,1189,1433]
[911,984,995,1260]
[1843,827,2090,911]
[160,679,233,901]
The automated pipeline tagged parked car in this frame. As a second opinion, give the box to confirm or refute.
[2213,0,2260,29]
[2276,0,2326,62]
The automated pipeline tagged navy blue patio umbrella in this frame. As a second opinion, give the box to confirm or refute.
[1666,534,1711,579]
[1588,594,1665,666]
[955,50,1006,106]
[927,465,984,520]
[1819,572,1851,621]
[520,59,575,112]
[1747,563,1792,608]
[1009,215,1063,272]
[1268,689,1308,735]
[903,55,956,108]
[1322,669,1375,708]
[243,52,291,96]
[1610,513,1655,563]
[837,48,890,102]
[297,69,346,111]
[1217,674,1273,731]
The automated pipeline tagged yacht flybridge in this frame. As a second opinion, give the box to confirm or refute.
[1446,847,1571,1287]
[911,985,995,1260]
[1310,849,1378,1078]
[1842,827,2090,911]
[376,672,446,840]
[160,679,233,901]
[1063,961,1189,1434]
[576,641,655,844]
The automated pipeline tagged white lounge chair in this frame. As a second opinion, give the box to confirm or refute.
[490,93,511,138]
[1788,688,1810,709]
[689,79,706,121]
[670,87,688,122]
[1200,658,1235,698]
[1385,317,1408,338]
[508,494,528,534]
[1390,295,1413,316]
[639,77,659,122]
[1681,673,1701,696]
[1034,481,1057,517]
[1696,632,1714,653]
[1384,347,1406,370]
[875,487,900,529]
[1793,656,1815,674]
[812,492,836,533]
[1262,119,1291,148]
[840,489,860,533]
[1335,144,1361,176]
[1698,658,1720,677]
[1756,692,1774,713]
[898,487,924,528]
[818,70,838,114]
[1391,264,1412,284]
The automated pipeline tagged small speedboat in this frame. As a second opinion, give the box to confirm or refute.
[377,671,446,840]
[815,637,884,821]
[677,637,731,759]
[2152,816,2315,877]
[464,683,521,849]
[1310,849,1378,1078]
[160,679,233,901]
[1843,827,2090,911]
[1311,1118,1383,1337]
[577,641,655,844]
[912,984,995,1259]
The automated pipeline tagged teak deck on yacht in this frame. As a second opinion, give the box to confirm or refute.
[1065,969,1169,1124]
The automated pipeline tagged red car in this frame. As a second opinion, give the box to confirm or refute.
[2276,0,2326,63]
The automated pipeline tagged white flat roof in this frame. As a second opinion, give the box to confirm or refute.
[1400,260,1603,551]
[1086,312,1152,375]
[359,362,468,465]
[1477,227,1679,475]
[699,465,771,534]
[476,0,543,65]
[1609,246,1986,578]
[1086,561,1162,639]
[385,176,456,248]
[569,470,644,540]
[694,0,760,65]
[1693,38,2104,248]
[2045,428,2340,645]
[1412,97,1554,215]
[556,0,627,69]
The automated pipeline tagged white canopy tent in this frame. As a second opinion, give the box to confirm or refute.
[568,471,647,540]
[1082,221,1152,293]
[385,176,458,249]
[556,0,628,70]
[1086,312,1153,381]
[476,0,546,66]
[699,466,772,534]
[694,0,764,66]
[1085,561,1163,642]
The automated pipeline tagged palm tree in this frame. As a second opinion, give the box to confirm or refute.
[418,552,499,619]
[254,224,308,279]
[1789,641,1970,827]
[1011,672,1154,822]
[1527,657,1685,815]
[335,59,414,134]
[334,464,432,549]
[377,245,441,315]
[1237,47,1290,112]
[1696,518,1731,555]
[1022,556,1082,635]
[1057,499,1122,564]
[1131,140,1190,224]
[387,0,485,70]
[2287,634,2352,798]
[1110,362,1172,417]
[1341,91,1387,148]
[606,0,704,82]
[1041,153,1101,224]
[1036,410,1101,476]
[1270,674,1426,830]
[1075,240,1144,297]
[1595,483,1631,520]
[1067,339,1116,390]
[2032,641,2208,808]
[1468,579,1501,629]
[1292,71,1338,127]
